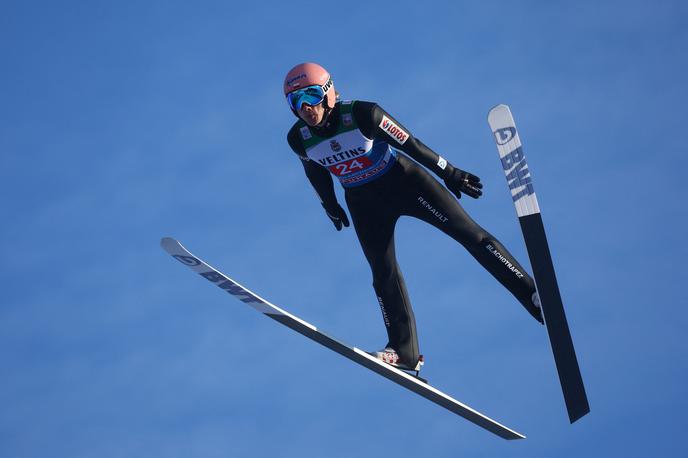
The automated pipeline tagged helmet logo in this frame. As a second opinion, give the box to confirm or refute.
[330,140,342,152]
[321,77,333,92]
[286,73,307,87]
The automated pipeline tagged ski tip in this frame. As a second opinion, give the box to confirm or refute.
[487,103,511,119]
[160,237,180,251]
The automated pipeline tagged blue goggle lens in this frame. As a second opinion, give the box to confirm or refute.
[287,85,326,111]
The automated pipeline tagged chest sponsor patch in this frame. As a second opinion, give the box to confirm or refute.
[300,126,312,140]
[379,115,409,145]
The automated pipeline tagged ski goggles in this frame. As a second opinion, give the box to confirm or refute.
[286,78,332,111]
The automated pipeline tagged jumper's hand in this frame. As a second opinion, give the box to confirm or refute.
[444,167,483,199]
[322,202,350,231]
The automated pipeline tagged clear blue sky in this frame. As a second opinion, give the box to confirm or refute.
[2,1,686,456]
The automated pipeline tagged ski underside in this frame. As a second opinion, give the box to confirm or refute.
[160,237,525,440]
[487,104,590,423]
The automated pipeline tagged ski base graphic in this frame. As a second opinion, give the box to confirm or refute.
[488,104,590,423]
[161,237,525,440]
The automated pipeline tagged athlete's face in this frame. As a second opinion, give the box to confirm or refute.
[298,102,326,127]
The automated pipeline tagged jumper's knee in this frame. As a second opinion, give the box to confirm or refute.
[460,229,491,250]
[369,259,397,287]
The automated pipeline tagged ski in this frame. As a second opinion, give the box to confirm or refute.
[160,237,525,440]
[487,104,590,423]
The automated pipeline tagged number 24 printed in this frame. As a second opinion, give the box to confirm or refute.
[330,158,370,176]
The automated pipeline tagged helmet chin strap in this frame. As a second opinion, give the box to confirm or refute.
[314,94,334,128]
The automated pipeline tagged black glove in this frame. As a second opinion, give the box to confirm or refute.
[322,201,350,231]
[444,166,483,199]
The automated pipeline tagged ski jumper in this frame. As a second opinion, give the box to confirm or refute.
[287,100,538,366]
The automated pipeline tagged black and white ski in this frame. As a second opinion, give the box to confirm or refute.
[487,104,590,423]
[161,237,525,440]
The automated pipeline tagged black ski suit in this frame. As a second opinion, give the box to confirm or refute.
[287,100,541,367]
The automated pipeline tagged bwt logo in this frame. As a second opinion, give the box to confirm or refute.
[494,127,516,145]
[501,147,535,201]
[172,254,263,305]
[173,255,201,266]
[200,270,264,305]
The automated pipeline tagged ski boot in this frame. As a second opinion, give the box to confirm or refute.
[530,291,545,324]
[372,347,426,382]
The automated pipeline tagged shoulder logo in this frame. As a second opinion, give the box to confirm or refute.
[330,140,342,152]
[300,126,312,140]
[494,127,516,145]
[342,113,353,127]
[379,115,409,145]
[437,156,447,170]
